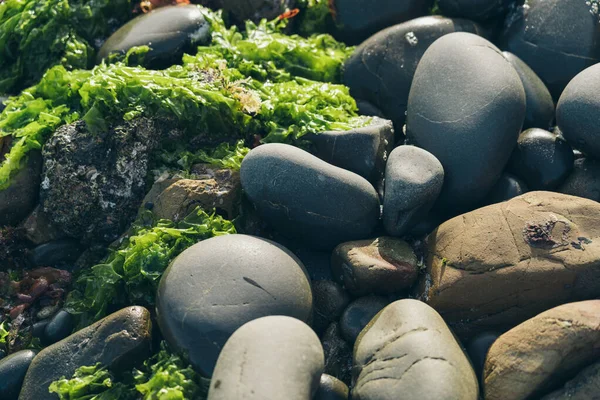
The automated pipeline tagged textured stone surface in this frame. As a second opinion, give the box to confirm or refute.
[406,32,525,213]
[484,300,600,400]
[156,234,312,376]
[352,299,479,400]
[207,316,324,400]
[19,306,151,400]
[419,191,600,337]
[332,237,418,296]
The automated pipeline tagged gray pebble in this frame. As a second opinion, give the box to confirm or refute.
[557,158,600,202]
[383,145,444,236]
[312,280,351,336]
[339,295,388,344]
[207,316,324,400]
[0,350,36,400]
[43,310,74,345]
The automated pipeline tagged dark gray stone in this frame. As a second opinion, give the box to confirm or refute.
[293,247,333,281]
[322,322,353,385]
[42,310,74,345]
[19,306,151,400]
[156,234,313,377]
[0,96,7,113]
[240,144,380,250]
[97,5,210,67]
[558,158,600,202]
[20,206,65,245]
[406,212,443,237]
[331,0,433,44]
[406,32,525,214]
[541,360,600,400]
[306,117,394,183]
[343,16,484,129]
[339,295,388,344]
[0,350,36,400]
[332,237,418,296]
[31,321,49,338]
[557,63,600,159]
[0,151,41,227]
[481,173,528,206]
[503,52,554,130]
[507,128,574,190]
[501,0,600,100]
[352,299,479,400]
[467,332,499,383]
[438,0,508,21]
[29,239,83,267]
[207,316,323,400]
[220,0,294,24]
[356,101,384,118]
[313,280,351,336]
[383,145,444,236]
[315,374,349,400]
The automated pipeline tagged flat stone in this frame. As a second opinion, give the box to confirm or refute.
[406,32,525,214]
[484,300,600,400]
[0,350,36,400]
[97,5,210,67]
[240,144,380,250]
[419,191,600,337]
[382,145,444,236]
[352,299,479,400]
[18,306,151,400]
[156,234,312,376]
[332,237,418,296]
[207,316,324,400]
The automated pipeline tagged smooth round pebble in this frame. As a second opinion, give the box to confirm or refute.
[557,63,600,159]
[0,350,37,400]
[558,158,600,202]
[312,280,351,336]
[97,5,210,67]
[507,128,574,190]
[331,0,433,44]
[30,239,83,267]
[339,296,388,344]
[383,145,444,236]
[481,173,528,206]
[503,52,554,130]
[466,332,499,381]
[352,299,479,400]
[406,32,525,214]
[315,374,349,400]
[501,0,600,99]
[43,310,74,345]
[0,151,42,226]
[344,16,483,129]
[156,234,313,376]
[241,143,380,250]
[207,316,324,400]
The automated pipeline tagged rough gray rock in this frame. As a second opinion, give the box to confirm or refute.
[156,234,313,377]
[352,299,479,400]
[19,306,151,400]
[382,145,444,236]
[241,143,380,250]
[40,118,180,242]
[406,32,525,214]
[207,316,324,400]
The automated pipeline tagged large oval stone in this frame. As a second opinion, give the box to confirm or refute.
[406,32,525,214]
[418,191,600,338]
[501,0,600,100]
[241,144,380,250]
[207,316,324,400]
[156,234,313,376]
[343,16,483,130]
[352,299,479,400]
[97,5,210,67]
[484,300,600,400]
[0,350,36,400]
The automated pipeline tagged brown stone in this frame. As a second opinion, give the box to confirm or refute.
[418,191,600,337]
[142,167,241,221]
[483,300,600,400]
[332,237,418,296]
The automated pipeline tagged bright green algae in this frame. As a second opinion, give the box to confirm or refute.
[0,6,366,191]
